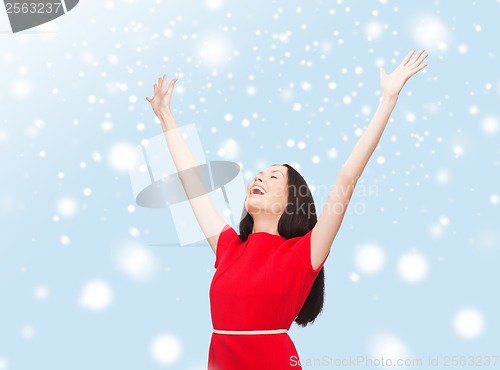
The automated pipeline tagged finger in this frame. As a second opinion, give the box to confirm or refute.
[154,83,158,92]
[401,49,415,66]
[167,77,178,94]
[417,63,428,72]
[411,63,428,76]
[160,74,167,90]
[410,49,425,66]
[146,96,151,102]
[411,53,428,68]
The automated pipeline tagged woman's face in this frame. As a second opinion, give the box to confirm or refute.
[244,165,289,217]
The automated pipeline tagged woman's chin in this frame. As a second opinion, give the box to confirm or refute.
[245,202,267,215]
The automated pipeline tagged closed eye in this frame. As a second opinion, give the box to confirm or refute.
[253,176,278,181]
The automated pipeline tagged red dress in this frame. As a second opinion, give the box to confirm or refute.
[208,224,329,370]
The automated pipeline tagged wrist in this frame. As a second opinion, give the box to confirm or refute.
[380,93,399,105]
[158,110,174,123]
[157,110,177,131]
[158,109,173,118]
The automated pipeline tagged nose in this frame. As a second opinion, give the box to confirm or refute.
[250,176,263,192]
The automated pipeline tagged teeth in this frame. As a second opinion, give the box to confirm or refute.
[251,185,266,195]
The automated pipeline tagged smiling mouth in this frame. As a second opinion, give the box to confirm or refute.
[250,186,266,195]
[250,190,265,196]
[250,192,264,197]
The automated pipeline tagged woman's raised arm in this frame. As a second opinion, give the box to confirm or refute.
[309,50,429,270]
[146,74,227,253]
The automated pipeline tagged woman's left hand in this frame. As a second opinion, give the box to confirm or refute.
[379,49,428,99]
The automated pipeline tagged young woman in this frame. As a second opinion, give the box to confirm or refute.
[146,49,428,369]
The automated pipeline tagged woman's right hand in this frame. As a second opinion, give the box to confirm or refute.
[145,74,179,117]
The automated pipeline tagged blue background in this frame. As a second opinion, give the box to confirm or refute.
[1,0,499,369]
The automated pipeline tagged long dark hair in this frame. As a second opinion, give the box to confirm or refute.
[238,163,325,327]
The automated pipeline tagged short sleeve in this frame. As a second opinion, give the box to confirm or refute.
[214,223,239,269]
[292,228,330,273]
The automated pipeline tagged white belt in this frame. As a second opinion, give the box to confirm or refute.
[213,329,288,335]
